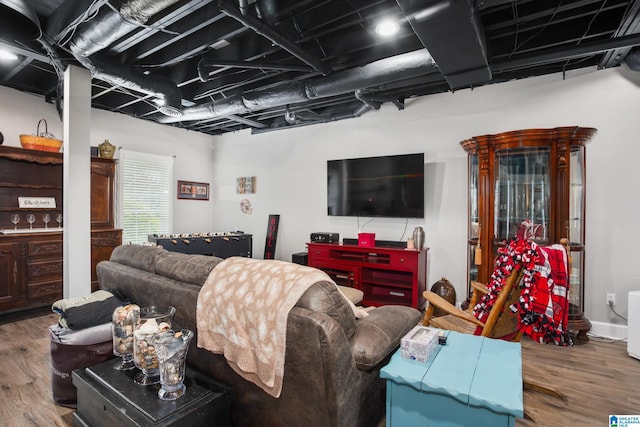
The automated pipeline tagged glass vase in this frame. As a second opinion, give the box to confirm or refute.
[112,304,140,370]
[154,329,194,400]
[133,306,176,385]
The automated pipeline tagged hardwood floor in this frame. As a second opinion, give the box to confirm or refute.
[0,308,637,427]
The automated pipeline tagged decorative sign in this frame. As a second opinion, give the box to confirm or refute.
[263,214,280,259]
[236,176,256,194]
[18,197,56,208]
[240,199,252,214]
[177,180,209,200]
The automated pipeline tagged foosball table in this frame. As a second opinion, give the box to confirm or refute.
[148,232,252,258]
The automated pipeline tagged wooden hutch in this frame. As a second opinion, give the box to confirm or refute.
[460,127,596,341]
[0,146,121,315]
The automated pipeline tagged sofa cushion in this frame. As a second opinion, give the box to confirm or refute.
[154,251,224,286]
[109,244,166,273]
[351,305,421,370]
[296,281,357,339]
[336,285,363,304]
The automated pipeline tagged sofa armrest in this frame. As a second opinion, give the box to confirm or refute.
[350,305,421,370]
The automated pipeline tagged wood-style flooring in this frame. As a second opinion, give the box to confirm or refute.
[0,307,638,427]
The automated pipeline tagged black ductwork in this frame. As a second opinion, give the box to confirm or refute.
[396,0,491,89]
[218,0,332,76]
[159,49,436,123]
[0,0,41,40]
[64,0,183,117]
[626,47,640,71]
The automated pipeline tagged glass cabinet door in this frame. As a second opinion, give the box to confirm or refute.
[569,146,586,313]
[569,146,585,245]
[467,154,479,284]
[494,149,551,243]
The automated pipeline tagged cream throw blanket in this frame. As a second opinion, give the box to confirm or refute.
[196,257,366,398]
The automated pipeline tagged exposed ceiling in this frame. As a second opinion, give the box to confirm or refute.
[1,0,639,136]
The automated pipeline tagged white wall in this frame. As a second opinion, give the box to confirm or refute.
[210,66,640,332]
[2,65,639,332]
[0,85,217,233]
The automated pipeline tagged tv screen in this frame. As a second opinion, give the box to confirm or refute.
[327,153,424,218]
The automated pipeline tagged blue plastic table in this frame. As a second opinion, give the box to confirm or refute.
[380,330,523,427]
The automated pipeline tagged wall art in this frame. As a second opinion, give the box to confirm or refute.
[177,180,209,200]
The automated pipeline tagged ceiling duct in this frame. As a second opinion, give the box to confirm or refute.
[159,49,436,123]
[396,0,491,89]
[0,0,41,41]
[626,47,640,71]
[64,0,183,117]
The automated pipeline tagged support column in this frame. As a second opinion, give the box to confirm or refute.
[63,65,92,298]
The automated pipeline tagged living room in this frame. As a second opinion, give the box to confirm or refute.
[2,0,640,423]
[1,62,637,339]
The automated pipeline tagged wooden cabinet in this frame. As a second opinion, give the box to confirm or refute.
[307,242,427,309]
[91,229,122,292]
[0,242,22,307]
[460,127,596,340]
[91,158,117,230]
[0,146,121,314]
[90,157,121,291]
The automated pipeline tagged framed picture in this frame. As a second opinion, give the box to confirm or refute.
[236,176,256,194]
[177,180,209,200]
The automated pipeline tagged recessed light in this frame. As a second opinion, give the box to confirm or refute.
[154,97,166,106]
[0,49,18,61]
[375,19,399,36]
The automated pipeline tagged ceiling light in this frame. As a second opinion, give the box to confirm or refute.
[375,19,399,36]
[210,39,230,50]
[154,97,166,106]
[0,49,18,61]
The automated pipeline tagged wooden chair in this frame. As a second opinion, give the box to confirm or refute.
[422,239,571,422]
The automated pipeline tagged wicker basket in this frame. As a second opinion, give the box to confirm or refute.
[19,119,63,152]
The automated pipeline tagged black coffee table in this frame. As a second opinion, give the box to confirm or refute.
[72,359,231,427]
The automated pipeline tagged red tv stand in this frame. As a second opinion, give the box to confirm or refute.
[307,242,428,309]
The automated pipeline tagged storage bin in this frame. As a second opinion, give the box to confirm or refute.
[50,327,114,408]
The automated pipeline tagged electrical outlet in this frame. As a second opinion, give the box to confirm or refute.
[606,293,616,307]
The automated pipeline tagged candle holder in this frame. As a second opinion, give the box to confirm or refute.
[112,304,140,370]
[154,329,194,400]
[132,306,175,385]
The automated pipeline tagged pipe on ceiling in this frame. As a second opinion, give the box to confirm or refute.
[159,49,436,123]
[0,0,41,40]
[625,47,640,71]
[218,0,332,76]
[493,32,640,72]
[197,59,312,81]
[65,0,183,117]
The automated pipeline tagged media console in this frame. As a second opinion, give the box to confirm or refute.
[307,242,427,309]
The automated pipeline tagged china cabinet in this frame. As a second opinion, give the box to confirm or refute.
[0,146,121,314]
[460,127,596,341]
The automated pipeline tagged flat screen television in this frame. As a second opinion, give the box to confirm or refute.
[327,153,424,218]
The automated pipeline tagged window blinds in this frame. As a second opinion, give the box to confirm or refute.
[119,149,173,244]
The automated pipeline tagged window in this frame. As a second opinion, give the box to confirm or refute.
[119,149,173,244]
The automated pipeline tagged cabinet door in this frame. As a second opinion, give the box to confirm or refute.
[0,243,22,306]
[91,159,116,229]
[494,149,551,244]
[91,230,122,292]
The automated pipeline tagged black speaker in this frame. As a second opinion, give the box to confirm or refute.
[292,252,308,265]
